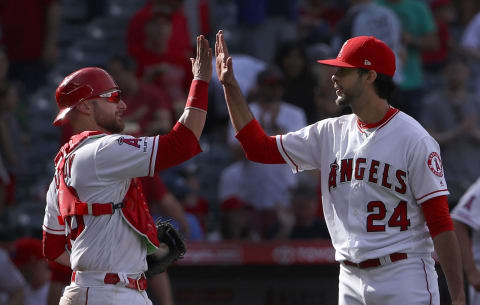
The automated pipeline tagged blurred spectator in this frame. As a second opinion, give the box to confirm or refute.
[0,247,25,305]
[183,0,211,41]
[0,48,9,88]
[209,54,266,123]
[207,196,260,241]
[460,11,480,95]
[222,66,307,235]
[274,41,318,124]
[377,0,438,120]
[85,0,108,21]
[308,47,348,121]
[108,56,174,136]
[232,0,298,63]
[267,184,329,240]
[297,0,346,45]
[420,56,480,205]
[0,0,59,93]
[457,0,480,26]
[311,66,347,121]
[0,83,27,208]
[422,0,456,72]
[165,165,208,238]
[0,158,8,215]
[147,273,175,305]
[127,0,210,62]
[12,238,51,305]
[332,0,404,84]
[129,11,192,117]
[46,261,70,305]
[139,175,197,240]
[127,1,193,97]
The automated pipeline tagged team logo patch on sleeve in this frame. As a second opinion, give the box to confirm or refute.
[427,152,443,177]
[117,137,141,148]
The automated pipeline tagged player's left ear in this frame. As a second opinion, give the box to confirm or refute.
[365,70,377,84]
[75,100,94,115]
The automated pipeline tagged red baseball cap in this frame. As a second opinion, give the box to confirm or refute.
[220,196,252,212]
[12,237,44,267]
[430,0,451,10]
[53,67,119,125]
[317,36,396,77]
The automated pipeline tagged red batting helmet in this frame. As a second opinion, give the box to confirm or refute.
[53,67,119,125]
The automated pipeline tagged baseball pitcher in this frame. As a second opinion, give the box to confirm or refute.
[215,30,465,305]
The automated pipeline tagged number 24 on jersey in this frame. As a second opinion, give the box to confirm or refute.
[366,200,410,232]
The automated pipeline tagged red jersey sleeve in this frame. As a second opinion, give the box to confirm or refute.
[235,119,285,164]
[421,195,454,238]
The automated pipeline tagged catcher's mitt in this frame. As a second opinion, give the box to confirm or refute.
[146,221,186,276]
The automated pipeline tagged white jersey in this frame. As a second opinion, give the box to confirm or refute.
[43,133,159,273]
[276,109,449,262]
[451,178,480,265]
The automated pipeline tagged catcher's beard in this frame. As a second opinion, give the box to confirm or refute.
[92,102,125,133]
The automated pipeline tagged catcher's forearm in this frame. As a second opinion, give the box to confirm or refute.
[433,230,466,304]
[223,79,255,133]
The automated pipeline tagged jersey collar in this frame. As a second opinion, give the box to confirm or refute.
[357,106,399,130]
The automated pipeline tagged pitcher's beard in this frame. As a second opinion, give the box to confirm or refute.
[335,93,351,107]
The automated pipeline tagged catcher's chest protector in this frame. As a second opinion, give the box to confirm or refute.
[55,131,160,252]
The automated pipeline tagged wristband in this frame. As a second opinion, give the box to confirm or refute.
[185,79,208,112]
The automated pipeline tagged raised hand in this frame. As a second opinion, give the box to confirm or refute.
[191,35,212,83]
[215,30,235,85]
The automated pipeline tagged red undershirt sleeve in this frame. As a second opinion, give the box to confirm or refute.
[421,195,454,238]
[154,122,202,172]
[235,119,286,164]
[43,231,67,261]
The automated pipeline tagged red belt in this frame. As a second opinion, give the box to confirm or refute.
[342,252,408,269]
[71,271,147,291]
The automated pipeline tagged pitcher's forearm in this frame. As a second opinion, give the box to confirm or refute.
[433,230,466,304]
[223,80,255,132]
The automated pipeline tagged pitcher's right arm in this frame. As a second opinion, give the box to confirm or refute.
[215,30,284,164]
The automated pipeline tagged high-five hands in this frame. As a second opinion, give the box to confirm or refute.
[215,30,235,86]
[191,35,212,83]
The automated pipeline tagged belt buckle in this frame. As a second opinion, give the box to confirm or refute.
[136,275,145,292]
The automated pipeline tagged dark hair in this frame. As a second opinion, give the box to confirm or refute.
[257,65,285,86]
[445,52,468,67]
[274,41,308,68]
[0,82,11,98]
[358,68,396,100]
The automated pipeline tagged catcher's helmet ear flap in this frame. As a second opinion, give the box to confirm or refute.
[53,67,119,125]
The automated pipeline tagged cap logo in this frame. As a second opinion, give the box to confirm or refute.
[364,59,371,66]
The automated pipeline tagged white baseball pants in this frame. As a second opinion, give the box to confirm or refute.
[338,256,440,305]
